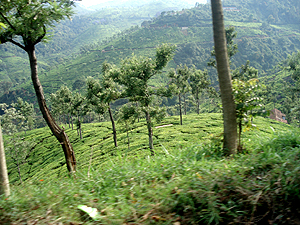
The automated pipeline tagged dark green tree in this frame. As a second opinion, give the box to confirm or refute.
[111,44,176,154]
[117,103,140,151]
[50,86,73,128]
[168,64,191,125]
[0,0,76,173]
[11,97,35,132]
[0,102,35,184]
[87,65,121,147]
[72,92,90,140]
[208,26,238,68]
[189,68,214,114]
[285,51,300,125]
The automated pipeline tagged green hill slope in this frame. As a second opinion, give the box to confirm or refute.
[2,0,300,105]
[0,0,194,89]
[6,113,292,184]
[2,113,300,224]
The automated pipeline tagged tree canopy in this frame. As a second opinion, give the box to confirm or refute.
[0,0,74,49]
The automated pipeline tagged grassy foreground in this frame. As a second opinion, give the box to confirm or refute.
[1,114,300,224]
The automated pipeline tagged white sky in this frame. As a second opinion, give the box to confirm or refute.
[78,0,207,7]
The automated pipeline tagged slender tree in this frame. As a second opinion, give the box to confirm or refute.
[211,0,237,155]
[87,67,121,147]
[50,86,73,127]
[0,103,35,184]
[111,44,176,154]
[208,26,238,68]
[0,121,10,197]
[168,64,191,125]
[117,103,140,151]
[72,92,90,140]
[0,0,76,173]
[12,97,35,132]
[189,68,214,114]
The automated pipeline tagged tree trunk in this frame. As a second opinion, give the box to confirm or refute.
[211,0,237,155]
[136,102,140,122]
[71,116,74,130]
[183,94,187,115]
[196,91,200,114]
[179,94,183,125]
[0,122,10,196]
[27,47,76,173]
[238,120,242,152]
[126,123,130,151]
[68,113,71,128]
[108,105,118,147]
[145,110,154,155]
[78,114,82,140]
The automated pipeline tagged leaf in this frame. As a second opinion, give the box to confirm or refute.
[77,205,101,221]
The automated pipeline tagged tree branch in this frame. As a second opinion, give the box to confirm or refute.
[33,25,47,45]
[7,38,26,51]
[0,11,16,31]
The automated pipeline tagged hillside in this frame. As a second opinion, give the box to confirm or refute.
[1,0,300,107]
[6,113,292,183]
[0,0,194,96]
[2,113,300,224]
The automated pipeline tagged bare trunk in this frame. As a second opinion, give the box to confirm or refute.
[136,102,140,122]
[108,105,118,147]
[196,91,200,114]
[126,123,130,150]
[27,47,76,173]
[145,110,154,155]
[68,113,71,128]
[0,122,10,196]
[71,116,74,130]
[78,114,82,140]
[183,94,187,115]
[179,94,183,125]
[238,120,242,151]
[211,0,237,155]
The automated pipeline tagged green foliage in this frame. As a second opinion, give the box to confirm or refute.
[287,51,300,81]
[272,51,300,125]
[0,99,36,183]
[108,44,176,151]
[208,26,238,68]
[168,64,191,96]
[190,67,214,114]
[232,60,266,150]
[0,100,33,134]
[86,72,120,146]
[50,86,72,123]
[168,64,191,124]
[233,78,265,124]
[0,0,74,46]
